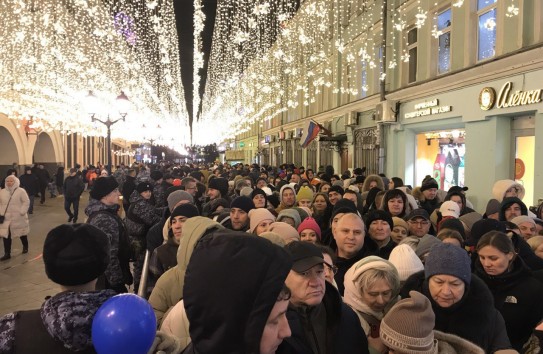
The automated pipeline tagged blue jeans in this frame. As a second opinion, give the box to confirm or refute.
[64,197,80,221]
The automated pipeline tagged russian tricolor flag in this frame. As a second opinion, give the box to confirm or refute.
[300,120,321,148]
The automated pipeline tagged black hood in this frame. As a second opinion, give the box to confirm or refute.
[183,230,292,353]
[499,197,527,221]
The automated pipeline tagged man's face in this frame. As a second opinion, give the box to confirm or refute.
[185,182,197,196]
[333,214,365,259]
[230,208,249,230]
[504,203,522,221]
[306,170,314,179]
[328,191,342,206]
[290,174,300,184]
[282,188,296,207]
[407,217,430,237]
[171,215,188,244]
[343,193,357,206]
[422,188,438,200]
[518,221,536,239]
[257,179,267,189]
[207,188,220,200]
[285,264,326,307]
[253,194,267,208]
[368,220,391,245]
[260,299,291,354]
[102,188,121,206]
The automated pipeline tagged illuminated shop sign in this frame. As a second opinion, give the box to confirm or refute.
[479,81,542,110]
[404,99,452,119]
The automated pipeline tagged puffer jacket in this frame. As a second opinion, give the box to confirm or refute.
[125,191,161,240]
[434,331,485,354]
[0,290,116,353]
[148,217,224,324]
[0,177,30,238]
[85,199,126,288]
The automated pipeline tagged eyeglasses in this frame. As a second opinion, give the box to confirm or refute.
[324,263,338,275]
[408,220,429,226]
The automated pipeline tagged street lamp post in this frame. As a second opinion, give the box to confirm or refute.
[85,91,131,174]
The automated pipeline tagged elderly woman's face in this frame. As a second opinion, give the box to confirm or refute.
[361,278,393,313]
[428,274,465,308]
[5,178,15,188]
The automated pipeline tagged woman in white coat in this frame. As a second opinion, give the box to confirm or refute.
[0,175,30,260]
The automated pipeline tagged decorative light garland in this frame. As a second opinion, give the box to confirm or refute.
[193,0,205,120]
[0,0,189,150]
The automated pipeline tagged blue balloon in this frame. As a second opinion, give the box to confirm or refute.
[92,294,157,354]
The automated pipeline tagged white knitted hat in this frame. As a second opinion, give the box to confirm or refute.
[388,244,424,282]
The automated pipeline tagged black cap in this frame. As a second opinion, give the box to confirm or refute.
[136,182,153,193]
[285,241,325,273]
[405,209,430,221]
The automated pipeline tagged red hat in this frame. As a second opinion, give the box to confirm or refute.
[297,217,321,240]
[173,178,182,186]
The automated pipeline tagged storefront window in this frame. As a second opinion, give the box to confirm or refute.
[416,130,465,190]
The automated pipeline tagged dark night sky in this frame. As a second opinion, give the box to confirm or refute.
[173,0,217,128]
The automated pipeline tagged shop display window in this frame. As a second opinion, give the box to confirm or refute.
[416,130,465,190]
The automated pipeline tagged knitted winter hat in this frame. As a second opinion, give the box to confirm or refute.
[420,176,439,192]
[467,218,506,247]
[240,186,253,197]
[439,218,466,240]
[484,199,501,217]
[366,210,394,230]
[90,176,119,201]
[248,208,276,233]
[208,177,229,197]
[268,222,300,244]
[43,224,110,286]
[150,170,163,181]
[380,291,437,354]
[393,217,409,231]
[251,188,268,200]
[230,196,256,214]
[415,235,442,259]
[389,244,425,282]
[297,217,322,240]
[331,199,358,220]
[329,185,345,196]
[277,209,302,228]
[425,242,471,285]
[167,190,194,212]
[136,182,153,194]
[171,203,199,221]
[439,201,460,218]
[296,186,314,201]
[511,215,535,227]
[459,212,482,232]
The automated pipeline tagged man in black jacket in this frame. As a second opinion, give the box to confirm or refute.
[19,166,39,214]
[63,168,85,223]
[278,241,369,354]
[34,164,50,204]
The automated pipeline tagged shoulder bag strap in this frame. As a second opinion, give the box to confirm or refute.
[1,188,16,216]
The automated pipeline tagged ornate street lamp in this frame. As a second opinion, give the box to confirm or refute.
[85,91,131,174]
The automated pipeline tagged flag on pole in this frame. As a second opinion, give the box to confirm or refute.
[300,120,321,148]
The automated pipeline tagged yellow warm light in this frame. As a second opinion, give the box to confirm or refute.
[0,0,189,148]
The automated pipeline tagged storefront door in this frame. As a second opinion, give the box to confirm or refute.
[512,116,535,206]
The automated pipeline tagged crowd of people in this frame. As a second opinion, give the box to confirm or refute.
[1,160,543,353]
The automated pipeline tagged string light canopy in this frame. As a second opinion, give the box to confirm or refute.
[193,0,516,146]
[0,0,189,149]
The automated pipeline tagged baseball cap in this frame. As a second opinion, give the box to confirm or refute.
[285,241,325,273]
[405,209,430,221]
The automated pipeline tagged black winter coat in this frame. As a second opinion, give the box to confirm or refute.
[475,257,543,352]
[63,175,84,199]
[19,174,39,195]
[334,239,378,295]
[401,271,513,353]
[277,282,369,354]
